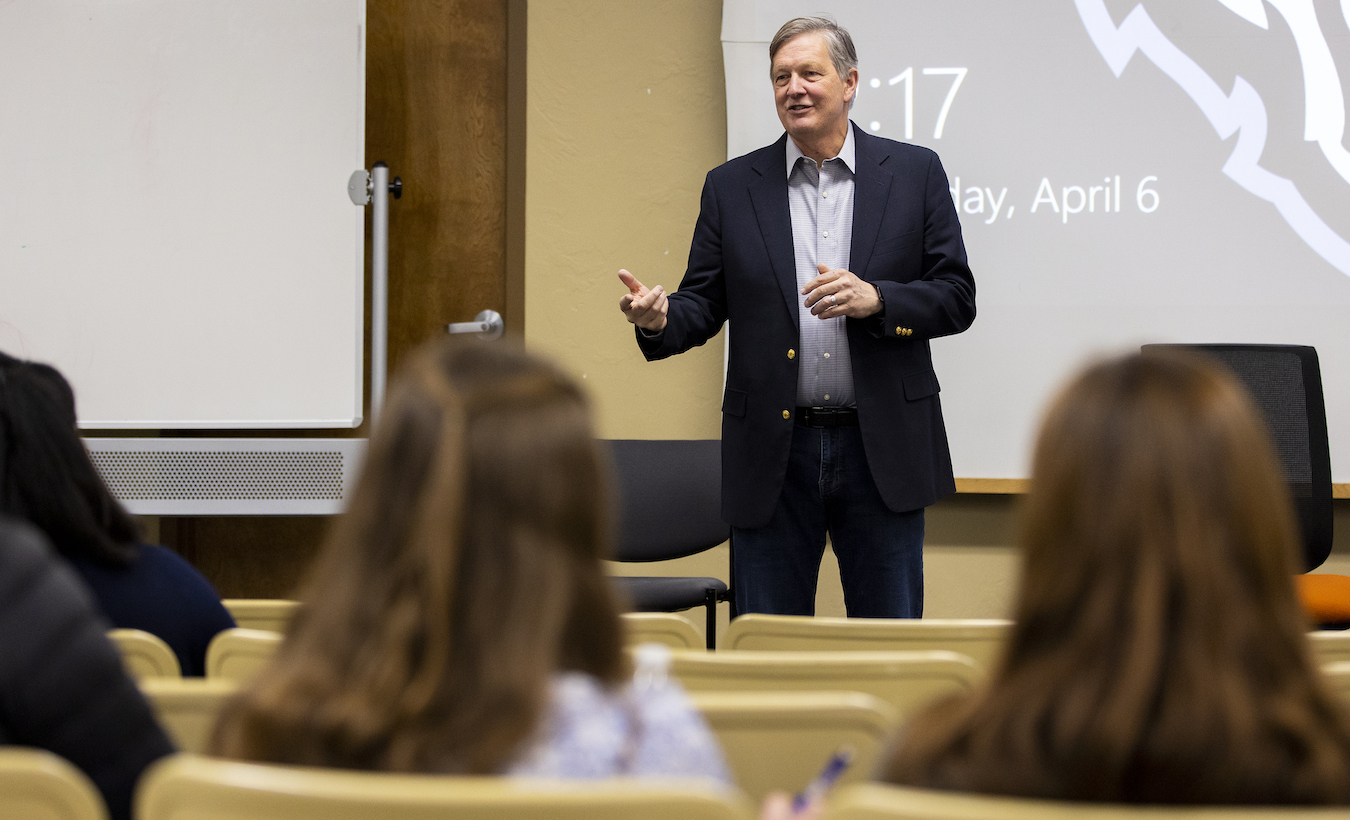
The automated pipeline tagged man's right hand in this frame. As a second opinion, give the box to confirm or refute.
[618,269,668,332]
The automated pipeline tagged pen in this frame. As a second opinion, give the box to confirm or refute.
[792,746,854,813]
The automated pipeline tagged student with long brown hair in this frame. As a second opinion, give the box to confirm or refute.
[884,350,1350,804]
[211,338,728,779]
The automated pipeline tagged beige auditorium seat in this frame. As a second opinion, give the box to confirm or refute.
[135,754,752,820]
[821,782,1350,820]
[669,649,978,723]
[220,600,298,635]
[690,690,896,804]
[623,612,704,651]
[0,747,107,820]
[1321,661,1350,710]
[205,628,283,682]
[108,629,181,679]
[723,615,1012,673]
[138,678,240,754]
[1309,631,1350,666]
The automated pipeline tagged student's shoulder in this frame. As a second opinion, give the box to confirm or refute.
[0,517,98,614]
[134,544,233,618]
[0,516,55,573]
[137,543,211,581]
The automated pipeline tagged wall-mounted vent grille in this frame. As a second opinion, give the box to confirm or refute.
[82,438,366,516]
[91,451,344,500]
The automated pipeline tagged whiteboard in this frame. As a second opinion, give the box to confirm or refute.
[0,0,365,428]
[724,0,1350,482]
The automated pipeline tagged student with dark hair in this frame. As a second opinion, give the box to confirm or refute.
[0,516,173,820]
[0,352,234,675]
[211,338,728,779]
[884,350,1350,804]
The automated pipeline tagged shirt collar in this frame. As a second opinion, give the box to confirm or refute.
[785,123,856,178]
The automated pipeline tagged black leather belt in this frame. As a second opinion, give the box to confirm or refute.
[795,407,858,428]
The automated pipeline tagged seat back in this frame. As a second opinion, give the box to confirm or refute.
[0,747,107,820]
[205,628,283,682]
[724,615,1011,672]
[689,690,896,804]
[1321,661,1350,710]
[135,754,752,820]
[669,650,979,722]
[623,612,704,650]
[108,628,181,679]
[821,782,1350,820]
[220,599,299,634]
[1309,631,1350,666]
[1142,344,1332,571]
[138,678,240,754]
[605,440,728,562]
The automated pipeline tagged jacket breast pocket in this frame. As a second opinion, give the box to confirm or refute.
[871,229,919,259]
[722,388,747,417]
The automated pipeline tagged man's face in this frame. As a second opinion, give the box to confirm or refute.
[772,33,858,146]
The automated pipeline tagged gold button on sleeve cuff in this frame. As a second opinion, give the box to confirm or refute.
[782,410,791,420]
[787,349,795,359]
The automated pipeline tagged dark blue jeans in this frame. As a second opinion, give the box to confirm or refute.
[732,424,924,618]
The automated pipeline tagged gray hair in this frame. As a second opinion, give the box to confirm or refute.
[768,17,858,81]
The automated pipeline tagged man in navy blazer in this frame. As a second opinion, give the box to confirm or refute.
[619,17,975,618]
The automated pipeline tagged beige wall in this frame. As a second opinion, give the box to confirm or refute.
[525,0,728,440]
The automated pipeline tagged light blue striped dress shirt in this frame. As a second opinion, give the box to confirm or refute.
[786,127,856,408]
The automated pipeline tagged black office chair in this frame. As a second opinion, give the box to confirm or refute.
[1141,344,1332,572]
[605,439,731,649]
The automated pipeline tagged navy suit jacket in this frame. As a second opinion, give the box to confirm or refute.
[639,123,976,528]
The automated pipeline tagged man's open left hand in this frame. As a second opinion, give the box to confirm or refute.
[802,263,881,320]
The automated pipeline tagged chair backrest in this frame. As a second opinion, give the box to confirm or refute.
[724,615,1012,673]
[135,754,752,820]
[1320,661,1350,710]
[623,612,704,650]
[689,690,896,804]
[0,747,107,820]
[605,440,728,562]
[108,628,181,679]
[205,628,283,682]
[220,599,299,634]
[138,678,240,754]
[822,782,1350,820]
[1309,631,1350,666]
[669,649,979,722]
[1142,344,1332,571]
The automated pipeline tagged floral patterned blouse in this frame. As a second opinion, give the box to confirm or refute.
[507,645,731,782]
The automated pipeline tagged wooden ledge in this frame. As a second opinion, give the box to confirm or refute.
[957,479,1350,499]
[954,478,1029,494]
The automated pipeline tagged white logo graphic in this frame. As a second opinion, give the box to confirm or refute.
[1075,0,1350,276]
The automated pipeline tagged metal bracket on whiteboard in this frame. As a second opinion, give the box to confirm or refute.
[350,163,402,424]
[347,169,402,205]
[347,170,370,205]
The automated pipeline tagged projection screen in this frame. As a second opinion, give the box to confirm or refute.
[723,0,1350,483]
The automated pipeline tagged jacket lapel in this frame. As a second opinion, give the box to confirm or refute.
[849,124,893,279]
[748,135,800,328]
